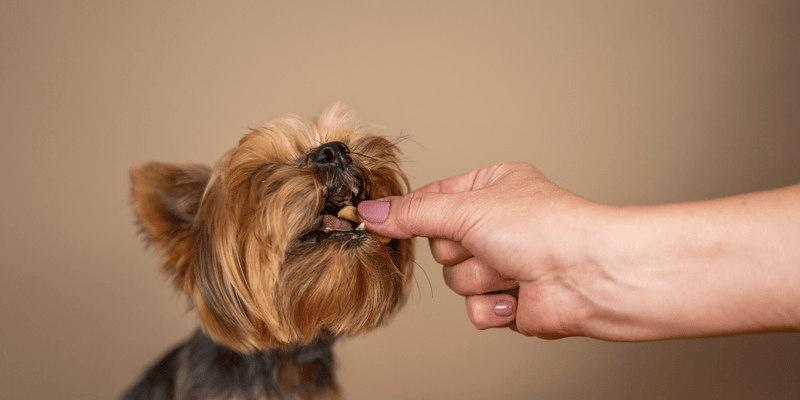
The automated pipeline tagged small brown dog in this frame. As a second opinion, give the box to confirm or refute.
[122,104,414,399]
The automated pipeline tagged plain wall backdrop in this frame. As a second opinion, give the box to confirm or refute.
[1,1,799,399]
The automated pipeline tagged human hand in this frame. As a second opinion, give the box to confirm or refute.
[359,162,800,341]
[357,162,612,339]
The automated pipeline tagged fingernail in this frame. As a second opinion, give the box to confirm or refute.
[494,300,514,317]
[358,200,390,224]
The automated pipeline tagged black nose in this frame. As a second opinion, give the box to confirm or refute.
[313,141,351,168]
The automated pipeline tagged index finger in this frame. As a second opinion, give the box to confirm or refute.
[412,164,508,195]
[359,164,513,241]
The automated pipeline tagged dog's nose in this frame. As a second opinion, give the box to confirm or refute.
[313,141,352,168]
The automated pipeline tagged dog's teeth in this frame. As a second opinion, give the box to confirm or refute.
[356,222,365,231]
[323,227,333,233]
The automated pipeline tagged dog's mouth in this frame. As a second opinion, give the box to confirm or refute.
[301,164,393,244]
[304,178,370,241]
[312,185,365,234]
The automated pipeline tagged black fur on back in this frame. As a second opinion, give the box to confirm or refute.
[120,329,337,400]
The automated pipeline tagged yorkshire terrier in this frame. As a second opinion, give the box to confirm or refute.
[122,104,414,400]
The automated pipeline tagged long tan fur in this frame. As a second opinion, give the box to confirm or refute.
[130,104,413,352]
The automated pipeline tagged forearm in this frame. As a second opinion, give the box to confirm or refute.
[587,184,800,340]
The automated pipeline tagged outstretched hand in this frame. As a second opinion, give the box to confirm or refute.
[357,162,800,341]
[357,163,608,339]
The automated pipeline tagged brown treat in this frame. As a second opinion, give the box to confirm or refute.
[337,205,360,223]
[337,205,392,243]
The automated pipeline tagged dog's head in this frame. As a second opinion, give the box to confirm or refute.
[130,104,413,351]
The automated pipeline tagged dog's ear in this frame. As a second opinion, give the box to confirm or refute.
[130,162,211,290]
[130,162,211,244]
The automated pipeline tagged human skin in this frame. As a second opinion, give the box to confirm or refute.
[357,162,800,341]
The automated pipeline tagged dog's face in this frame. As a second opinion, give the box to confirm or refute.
[130,105,413,351]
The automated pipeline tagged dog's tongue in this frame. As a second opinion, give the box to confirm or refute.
[321,214,354,231]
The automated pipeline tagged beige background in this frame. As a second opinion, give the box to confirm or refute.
[2,1,799,399]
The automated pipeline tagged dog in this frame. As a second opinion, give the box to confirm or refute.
[122,104,414,399]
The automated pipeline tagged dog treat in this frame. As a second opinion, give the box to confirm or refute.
[337,205,359,223]
[337,205,392,243]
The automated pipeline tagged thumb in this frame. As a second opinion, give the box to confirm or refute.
[357,191,474,242]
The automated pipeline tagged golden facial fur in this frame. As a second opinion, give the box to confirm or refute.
[130,104,414,352]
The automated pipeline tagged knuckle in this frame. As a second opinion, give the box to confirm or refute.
[467,266,492,293]
[400,191,467,241]
[445,260,494,296]
[515,296,583,339]
[398,191,429,229]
